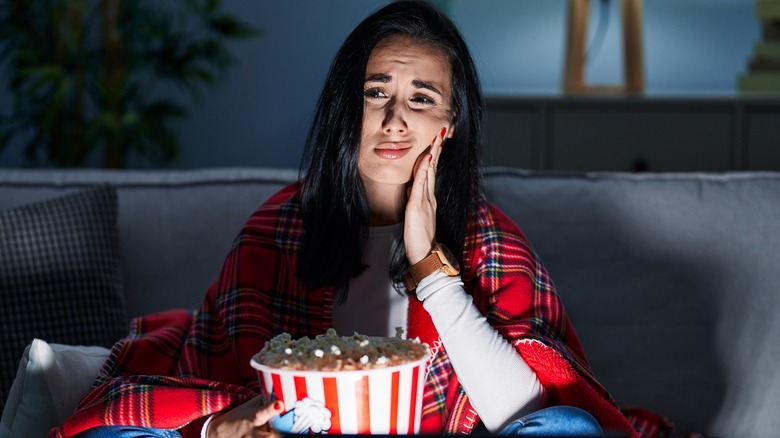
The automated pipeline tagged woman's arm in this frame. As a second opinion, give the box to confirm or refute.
[402,129,544,430]
[416,271,545,432]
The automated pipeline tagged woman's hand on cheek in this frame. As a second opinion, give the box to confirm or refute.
[404,127,447,265]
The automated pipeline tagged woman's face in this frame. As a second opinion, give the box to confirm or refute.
[359,36,455,187]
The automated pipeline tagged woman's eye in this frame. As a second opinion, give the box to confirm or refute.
[410,94,435,106]
[364,88,387,100]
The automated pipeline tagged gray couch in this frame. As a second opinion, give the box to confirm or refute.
[1,167,779,437]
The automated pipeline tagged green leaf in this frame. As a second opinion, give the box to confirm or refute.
[205,0,219,13]
[0,0,260,167]
[211,14,260,38]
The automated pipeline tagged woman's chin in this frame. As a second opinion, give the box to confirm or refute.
[361,168,413,187]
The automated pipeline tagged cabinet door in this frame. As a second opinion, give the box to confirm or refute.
[748,112,780,171]
[484,108,536,168]
[552,109,732,172]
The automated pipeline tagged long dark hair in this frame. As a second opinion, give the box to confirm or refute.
[298,0,485,302]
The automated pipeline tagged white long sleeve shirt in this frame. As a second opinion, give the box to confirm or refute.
[334,225,545,432]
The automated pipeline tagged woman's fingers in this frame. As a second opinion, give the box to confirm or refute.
[254,400,285,427]
[408,144,433,203]
[206,396,285,438]
[432,127,446,165]
[426,127,446,199]
[410,127,446,204]
[404,127,447,265]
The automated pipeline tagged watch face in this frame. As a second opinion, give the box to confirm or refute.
[435,244,460,275]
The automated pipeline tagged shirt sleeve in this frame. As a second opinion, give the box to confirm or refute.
[200,415,214,438]
[415,270,546,432]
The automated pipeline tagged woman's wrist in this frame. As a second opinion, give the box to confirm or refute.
[415,270,460,301]
[406,242,433,265]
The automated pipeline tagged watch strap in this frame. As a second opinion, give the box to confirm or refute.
[403,248,445,291]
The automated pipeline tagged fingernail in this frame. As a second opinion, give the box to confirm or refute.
[432,136,437,144]
[274,401,283,410]
[428,155,432,162]
[440,127,447,138]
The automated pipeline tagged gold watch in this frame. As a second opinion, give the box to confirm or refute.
[403,243,460,291]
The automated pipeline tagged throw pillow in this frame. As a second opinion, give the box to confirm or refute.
[0,186,128,412]
[0,339,110,438]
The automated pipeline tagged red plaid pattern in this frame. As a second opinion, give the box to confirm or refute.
[51,182,642,437]
[622,406,675,438]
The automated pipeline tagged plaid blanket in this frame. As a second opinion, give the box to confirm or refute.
[50,182,640,437]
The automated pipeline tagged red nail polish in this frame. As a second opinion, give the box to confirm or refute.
[432,135,437,144]
[440,127,447,138]
[274,400,282,410]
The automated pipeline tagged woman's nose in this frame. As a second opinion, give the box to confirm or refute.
[382,98,407,134]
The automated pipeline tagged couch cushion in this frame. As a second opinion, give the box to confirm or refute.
[0,339,109,438]
[484,168,780,437]
[0,168,299,318]
[0,186,127,411]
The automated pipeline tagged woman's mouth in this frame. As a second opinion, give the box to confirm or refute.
[374,143,412,160]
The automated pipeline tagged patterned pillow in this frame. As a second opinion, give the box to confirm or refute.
[0,186,128,412]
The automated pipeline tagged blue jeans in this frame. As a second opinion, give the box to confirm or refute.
[76,426,182,438]
[498,406,604,436]
[77,406,602,437]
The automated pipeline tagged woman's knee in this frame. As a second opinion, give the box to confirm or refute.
[500,405,603,436]
[547,406,603,434]
[76,426,182,438]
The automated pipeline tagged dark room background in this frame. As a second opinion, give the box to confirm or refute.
[0,0,764,170]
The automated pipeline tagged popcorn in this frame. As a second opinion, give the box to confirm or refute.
[255,328,428,371]
[252,328,430,434]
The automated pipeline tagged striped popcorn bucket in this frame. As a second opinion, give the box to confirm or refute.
[250,354,428,435]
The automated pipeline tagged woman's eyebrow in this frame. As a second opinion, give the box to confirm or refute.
[365,73,391,83]
[412,79,442,96]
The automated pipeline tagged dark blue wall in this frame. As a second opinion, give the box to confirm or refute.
[0,0,760,169]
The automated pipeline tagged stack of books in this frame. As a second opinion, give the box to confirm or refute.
[739,0,780,93]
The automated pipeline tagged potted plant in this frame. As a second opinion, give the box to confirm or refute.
[0,0,257,168]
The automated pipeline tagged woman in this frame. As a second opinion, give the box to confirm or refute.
[55,2,638,437]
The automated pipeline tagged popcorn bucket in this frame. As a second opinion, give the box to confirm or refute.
[250,354,428,435]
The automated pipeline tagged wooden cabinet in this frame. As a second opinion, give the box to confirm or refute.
[485,95,780,172]
[748,110,780,169]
